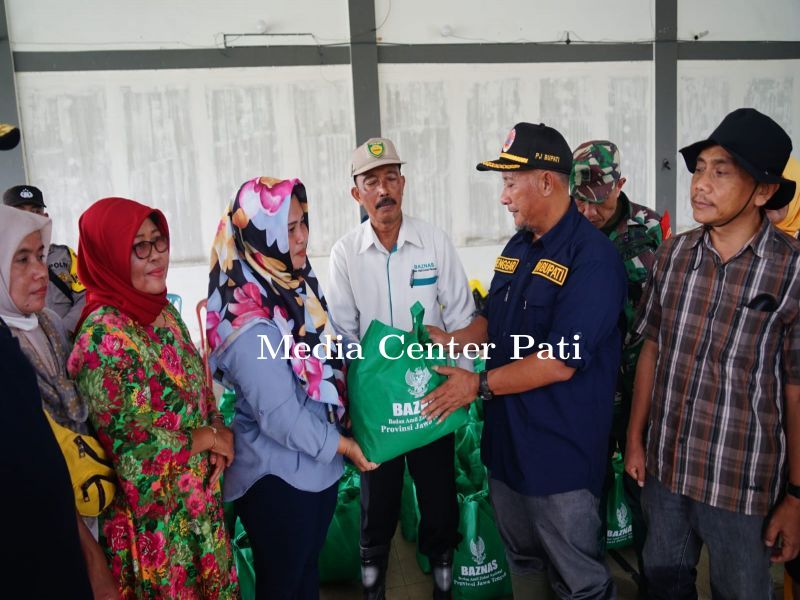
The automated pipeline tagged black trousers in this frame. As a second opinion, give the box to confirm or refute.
[235,474,338,600]
[360,433,460,560]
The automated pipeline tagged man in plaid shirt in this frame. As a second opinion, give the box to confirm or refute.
[625,108,800,599]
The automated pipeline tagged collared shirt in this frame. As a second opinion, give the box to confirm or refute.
[327,214,474,340]
[217,321,342,500]
[635,219,800,515]
[480,203,627,497]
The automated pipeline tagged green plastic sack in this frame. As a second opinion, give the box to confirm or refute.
[469,397,484,422]
[348,301,469,463]
[232,518,256,600]
[605,452,634,548]
[454,421,486,496]
[319,466,362,583]
[218,388,236,426]
[453,491,513,600]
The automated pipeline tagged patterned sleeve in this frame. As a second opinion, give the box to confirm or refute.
[633,241,668,342]
[69,313,193,511]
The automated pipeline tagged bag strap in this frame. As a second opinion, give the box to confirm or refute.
[196,299,214,392]
[48,268,74,302]
[410,301,429,343]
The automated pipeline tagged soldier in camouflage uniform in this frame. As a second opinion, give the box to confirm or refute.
[571,140,668,598]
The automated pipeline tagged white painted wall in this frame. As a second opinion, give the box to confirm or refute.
[378,62,654,246]
[15,66,358,262]
[373,0,655,44]
[678,0,800,42]
[9,0,799,52]
[5,0,350,51]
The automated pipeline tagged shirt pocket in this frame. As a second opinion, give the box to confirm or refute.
[486,275,513,337]
[521,281,559,341]
[724,304,781,369]
[409,269,438,287]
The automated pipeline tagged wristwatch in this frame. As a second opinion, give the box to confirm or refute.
[478,370,494,402]
[787,481,800,500]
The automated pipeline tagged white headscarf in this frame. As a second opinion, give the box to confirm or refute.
[0,205,52,330]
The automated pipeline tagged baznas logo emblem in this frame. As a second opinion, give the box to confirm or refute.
[405,367,432,399]
[368,142,385,157]
[470,537,486,565]
[616,504,629,529]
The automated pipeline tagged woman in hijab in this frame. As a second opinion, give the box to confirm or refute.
[207,177,377,599]
[0,204,118,598]
[68,197,238,599]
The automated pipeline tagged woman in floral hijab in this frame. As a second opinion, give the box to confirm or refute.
[207,177,376,599]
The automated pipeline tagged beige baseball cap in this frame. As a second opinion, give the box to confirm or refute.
[351,137,405,177]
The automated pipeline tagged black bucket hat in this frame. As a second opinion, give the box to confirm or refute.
[679,108,795,210]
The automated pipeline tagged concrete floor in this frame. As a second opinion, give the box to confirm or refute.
[320,526,787,600]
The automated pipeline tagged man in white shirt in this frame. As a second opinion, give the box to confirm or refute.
[327,137,474,600]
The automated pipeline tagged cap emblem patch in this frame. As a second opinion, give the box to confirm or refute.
[502,128,516,152]
[368,142,385,158]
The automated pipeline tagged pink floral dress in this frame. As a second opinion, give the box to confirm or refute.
[69,304,238,599]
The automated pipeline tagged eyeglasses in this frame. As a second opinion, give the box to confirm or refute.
[132,236,169,260]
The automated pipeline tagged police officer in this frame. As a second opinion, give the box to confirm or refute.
[3,185,86,337]
[570,140,666,595]
[423,122,626,599]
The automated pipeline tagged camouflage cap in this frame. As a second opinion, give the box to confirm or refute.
[570,140,622,204]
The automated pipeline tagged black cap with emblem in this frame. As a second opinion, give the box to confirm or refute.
[3,185,46,209]
[477,122,572,174]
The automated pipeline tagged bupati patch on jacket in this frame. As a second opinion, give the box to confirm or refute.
[532,259,568,285]
[494,256,519,274]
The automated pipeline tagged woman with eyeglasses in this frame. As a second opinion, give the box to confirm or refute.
[68,197,239,599]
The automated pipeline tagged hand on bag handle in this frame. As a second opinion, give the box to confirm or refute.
[196,299,214,392]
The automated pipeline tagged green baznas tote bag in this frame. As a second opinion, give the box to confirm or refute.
[347,301,469,463]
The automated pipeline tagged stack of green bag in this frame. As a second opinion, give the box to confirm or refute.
[451,490,513,599]
[231,518,256,600]
[399,355,513,599]
[318,465,362,583]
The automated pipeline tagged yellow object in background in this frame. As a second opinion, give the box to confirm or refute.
[469,278,488,299]
[775,157,800,237]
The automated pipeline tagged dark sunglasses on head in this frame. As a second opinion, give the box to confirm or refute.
[132,236,169,260]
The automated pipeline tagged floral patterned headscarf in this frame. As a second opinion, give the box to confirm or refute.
[207,177,345,418]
